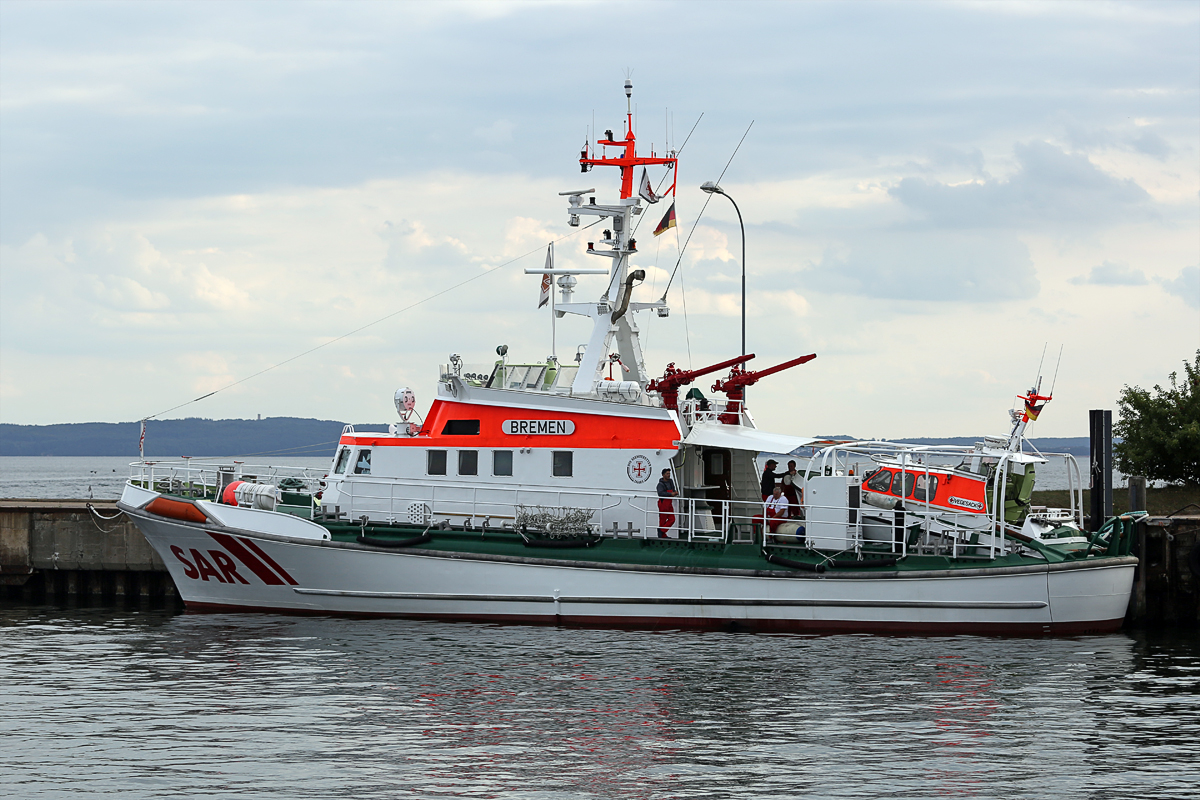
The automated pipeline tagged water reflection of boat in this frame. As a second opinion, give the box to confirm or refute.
[117,82,1138,635]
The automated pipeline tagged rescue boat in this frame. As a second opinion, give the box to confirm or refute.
[117,82,1138,635]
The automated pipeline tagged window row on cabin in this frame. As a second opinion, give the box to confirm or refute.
[332,447,573,478]
[428,449,573,477]
[864,468,938,502]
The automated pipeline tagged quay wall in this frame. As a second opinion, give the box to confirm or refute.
[1,500,1197,627]
[0,500,178,603]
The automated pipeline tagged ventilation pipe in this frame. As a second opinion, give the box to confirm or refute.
[610,269,646,323]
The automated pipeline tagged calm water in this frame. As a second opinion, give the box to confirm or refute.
[1,459,1196,797]
[1,606,1198,799]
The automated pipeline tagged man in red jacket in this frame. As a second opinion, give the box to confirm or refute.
[656,468,678,538]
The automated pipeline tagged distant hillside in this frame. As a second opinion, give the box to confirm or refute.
[799,435,1092,457]
[0,418,389,457]
[1,418,1092,458]
[898,437,1092,456]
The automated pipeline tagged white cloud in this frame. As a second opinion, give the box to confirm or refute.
[1069,261,1149,286]
[889,141,1153,229]
[1158,266,1200,309]
[803,231,1038,302]
[474,120,515,142]
[0,1,1197,436]
[86,274,171,310]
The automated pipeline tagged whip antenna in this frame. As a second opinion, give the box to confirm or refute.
[1049,344,1064,397]
[660,119,753,300]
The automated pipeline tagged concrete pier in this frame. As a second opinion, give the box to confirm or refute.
[0,500,178,605]
[1,499,1197,627]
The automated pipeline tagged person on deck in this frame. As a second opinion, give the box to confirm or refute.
[764,485,789,533]
[760,459,780,501]
[781,460,801,519]
[656,468,678,538]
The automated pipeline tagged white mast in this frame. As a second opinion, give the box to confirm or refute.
[554,79,675,397]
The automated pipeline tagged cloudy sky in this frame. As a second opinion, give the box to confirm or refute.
[1,0,1197,440]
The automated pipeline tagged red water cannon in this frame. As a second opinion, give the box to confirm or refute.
[647,354,756,411]
[711,353,817,424]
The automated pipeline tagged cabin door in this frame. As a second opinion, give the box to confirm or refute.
[703,448,733,503]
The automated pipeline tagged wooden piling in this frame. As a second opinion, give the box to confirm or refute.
[1129,476,1148,513]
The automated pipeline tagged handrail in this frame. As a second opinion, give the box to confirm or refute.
[128,459,327,504]
[130,453,1091,561]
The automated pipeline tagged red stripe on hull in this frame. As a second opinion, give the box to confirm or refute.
[181,602,1125,638]
[206,531,285,585]
[238,537,298,585]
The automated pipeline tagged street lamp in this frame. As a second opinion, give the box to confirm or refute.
[700,181,746,357]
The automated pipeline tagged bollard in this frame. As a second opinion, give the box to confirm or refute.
[1129,476,1147,513]
[1089,410,1113,531]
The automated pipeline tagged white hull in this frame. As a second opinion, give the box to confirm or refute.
[123,504,1135,636]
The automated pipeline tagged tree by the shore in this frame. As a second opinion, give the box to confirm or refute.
[1115,350,1200,487]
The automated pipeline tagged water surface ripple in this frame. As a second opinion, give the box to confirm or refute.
[2,607,1198,799]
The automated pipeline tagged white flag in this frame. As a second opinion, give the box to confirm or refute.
[538,244,552,308]
[638,167,660,204]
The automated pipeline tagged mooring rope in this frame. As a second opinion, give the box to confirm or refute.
[87,502,125,534]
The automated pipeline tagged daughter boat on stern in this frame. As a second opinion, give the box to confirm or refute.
[117,83,1138,635]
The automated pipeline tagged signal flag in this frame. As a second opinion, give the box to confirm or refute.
[653,203,677,237]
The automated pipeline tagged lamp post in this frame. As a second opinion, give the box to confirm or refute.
[700,181,745,357]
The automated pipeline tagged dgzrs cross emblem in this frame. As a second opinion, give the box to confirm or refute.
[627,455,652,483]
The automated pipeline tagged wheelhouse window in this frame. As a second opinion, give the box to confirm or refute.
[523,366,546,389]
[332,448,351,475]
[552,451,573,477]
[458,450,478,476]
[865,469,892,493]
[493,450,513,477]
[912,474,939,502]
[427,450,447,476]
[353,449,372,475]
[893,471,916,498]
[504,365,530,389]
[441,419,480,436]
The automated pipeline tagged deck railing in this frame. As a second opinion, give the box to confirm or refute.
[678,398,752,427]
[331,475,765,544]
[128,456,1071,561]
[128,460,326,502]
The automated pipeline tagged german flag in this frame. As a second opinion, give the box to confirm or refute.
[1023,393,1050,421]
[653,203,677,237]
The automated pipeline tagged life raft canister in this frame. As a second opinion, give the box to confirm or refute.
[221,480,280,510]
[221,480,245,505]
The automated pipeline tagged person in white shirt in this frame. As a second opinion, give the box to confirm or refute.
[764,485,789,532]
